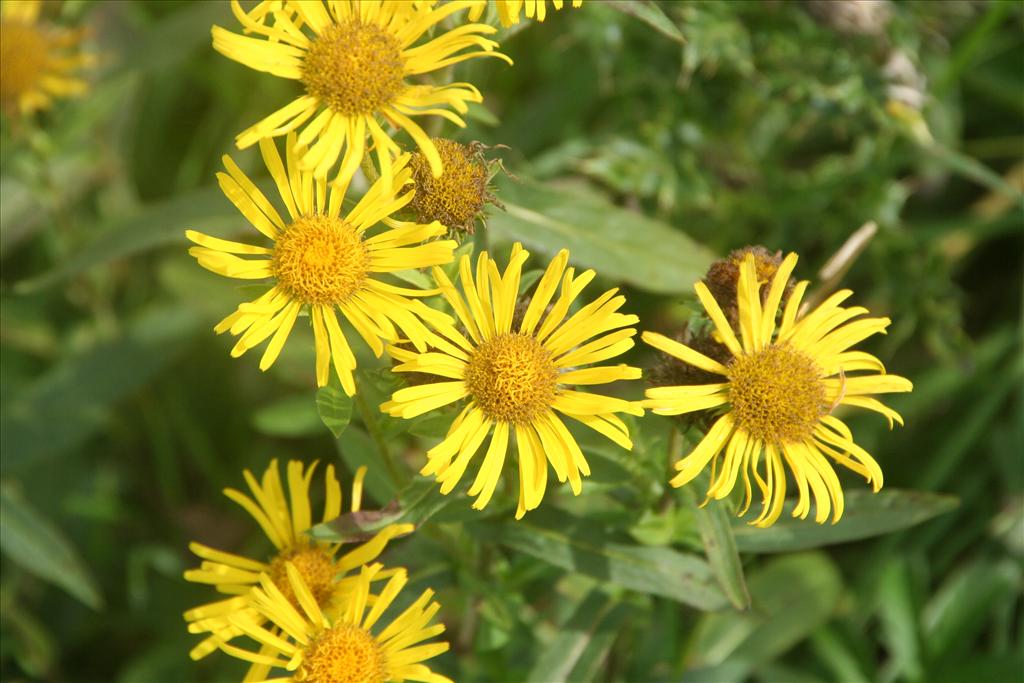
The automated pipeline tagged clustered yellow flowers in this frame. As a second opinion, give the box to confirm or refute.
[179,1,912,680]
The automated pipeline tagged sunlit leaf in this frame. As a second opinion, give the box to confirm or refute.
[487,178,715,294]
[731,490,958,553]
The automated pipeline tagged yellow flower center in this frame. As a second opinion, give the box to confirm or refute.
[268,544,338,612]
[301,20,405,116]
[464,333,559,424]
[299,624,388,683]
[727,343,827,443]
[409,138,489,230]
[0,21,48,106]
[273,215,369,306]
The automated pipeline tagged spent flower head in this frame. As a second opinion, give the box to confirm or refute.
[407,138,504,236]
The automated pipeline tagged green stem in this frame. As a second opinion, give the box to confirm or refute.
[355,391,407,489]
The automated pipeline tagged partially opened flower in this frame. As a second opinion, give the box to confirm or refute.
[0,0,93,116]
[382,245,643,517]
[184,459,413,678]
[468,0,583,27]
[212,0,511,188]
[221,562,451,683]
[186,132,456,393]
[643,252,913,527]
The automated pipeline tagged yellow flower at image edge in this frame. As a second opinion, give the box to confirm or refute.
[382,245,643,518]
[468,0,583,27]
[221,562,451,683]
[183,460,413,680]
[186,132,457,393]
[643,253,913,527]
[212,0,511,187]
[0,0,92,116]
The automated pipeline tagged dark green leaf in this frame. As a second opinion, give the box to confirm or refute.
[731,490,958,553]
[334,426,396,505]
[487,178,715,294]
[0,483,103,609]
[0,307,201,471]
[693,498,750,610]
[688,552,842,676]
[485,507,727,610]
[605,0,686,44]
[316,384,353,438]
[529,590,632,683]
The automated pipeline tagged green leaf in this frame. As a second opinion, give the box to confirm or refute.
[605,0,686,44]
[528,590,632,683]
[487,178,715,295]
[252,394,322,437]
[0,483,103,609]
[0,307,201,471]
[693,499,750,610]
[688,552,842,677]
[14,184,240,294]
[484,507,727,610]
[316,384,353,438]
[334,426,396,506]
[731,489,958,553]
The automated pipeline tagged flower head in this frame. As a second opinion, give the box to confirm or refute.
[186,132,457,393]
[643,252,913,527]
[382,245,643,517]
[184,459,413,676]
[408,138,499,235]
[0,0,92,116]
[468,0,583,27]
[213,0,511,188]
[220,561,451,683]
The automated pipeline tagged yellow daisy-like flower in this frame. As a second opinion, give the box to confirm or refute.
[184,459,414,679]
[186,132,457,393]
[0,0,92,116]
[468,0,583,27]
[221,561,452,683]
[212,0,511,188]
[643,252,913,527]
[382,244,643,517]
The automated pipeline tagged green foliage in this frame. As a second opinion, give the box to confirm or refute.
[1,1,1021,682]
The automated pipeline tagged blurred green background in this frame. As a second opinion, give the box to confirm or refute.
[1,1,1021,682]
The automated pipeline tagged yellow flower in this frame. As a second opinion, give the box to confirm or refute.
[212,0,511,188]
[220,561,451,683]
[186,132,457,393]
[184,459,414,680]
[382,245,643,517]
[468,0,583,27]
[0,0,92,116]
[643,252,913,527]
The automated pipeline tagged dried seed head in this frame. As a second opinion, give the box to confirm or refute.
[704,246,793,327]
[408,138,498,235]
